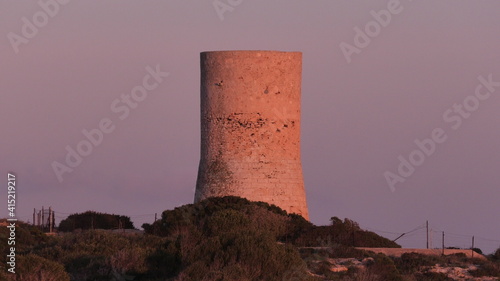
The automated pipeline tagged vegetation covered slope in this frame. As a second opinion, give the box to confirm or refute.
[143,196,400,248]
[1,197,499,280]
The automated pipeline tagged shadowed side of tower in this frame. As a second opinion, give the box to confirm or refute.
[195,50,309,220]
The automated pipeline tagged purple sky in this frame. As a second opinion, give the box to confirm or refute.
[1,1,500,253]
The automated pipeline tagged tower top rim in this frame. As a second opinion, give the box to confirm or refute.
[201,50,302,55]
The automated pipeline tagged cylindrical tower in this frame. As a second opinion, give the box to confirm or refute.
[195,50,309,220]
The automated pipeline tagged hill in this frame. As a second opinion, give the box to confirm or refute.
[1,198,499,280]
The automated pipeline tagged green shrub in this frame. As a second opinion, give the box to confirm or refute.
[0,220,51,258]
[182,226,309,280]
[58,211,134,232]
[32,230,166,280]
[392,252,444,275]
[472,247,483,254]
[145,237,183,278]
[469,261,500,278]
[366,253,403,281]
[492,247,500,261]
[299,245,368,261]
[10,254,70,281]
[291,217,400,248]
[415,271,454,281]
[144,197,315,280]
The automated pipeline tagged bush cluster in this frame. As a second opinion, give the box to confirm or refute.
[58,211,134,232]
[144,196,314,280]
[290,216,400,248]
[2,198,498,280]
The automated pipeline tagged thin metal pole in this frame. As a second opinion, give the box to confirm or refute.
[426,221,429,249]
[49,207,52,232]
[42,206,45,231]
[472,236,475,258]
[442,231,445,255]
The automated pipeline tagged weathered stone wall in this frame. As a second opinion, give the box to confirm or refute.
[195,50,309,220]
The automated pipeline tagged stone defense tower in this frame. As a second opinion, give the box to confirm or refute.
[195,50,309,220]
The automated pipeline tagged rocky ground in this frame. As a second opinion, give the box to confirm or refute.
[303,253,500,281]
